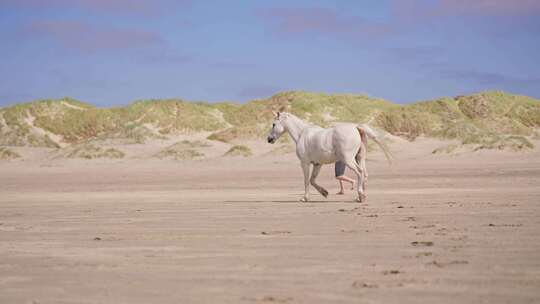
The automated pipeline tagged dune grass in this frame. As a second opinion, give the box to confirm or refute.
[58,144,125,159]
[1,91,539,152]
[224,145,252,157]
[154,140,208,160]
[0,147,21,160]
[473,135,534,152]
[155,149,205,160]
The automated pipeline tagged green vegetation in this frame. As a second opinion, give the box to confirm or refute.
[0,147,21,160]
[1,91,539,153]
[224,145,252,157]
[433,135,534,154]
[285,91,397,126]
[154,140,208,160]
[207,91,397,142]
[96,123,167,144]
[155,149,204,160]
[59,144,125,159]
[125,99,227,133]
[175,139,211,148]
[375,92,540,146]
[473,135,534,151]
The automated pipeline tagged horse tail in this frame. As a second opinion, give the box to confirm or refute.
[356,124,393,166]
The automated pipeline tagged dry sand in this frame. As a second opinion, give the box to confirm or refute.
[1,139,540,303]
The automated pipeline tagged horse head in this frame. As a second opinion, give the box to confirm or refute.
[267,111,288,144]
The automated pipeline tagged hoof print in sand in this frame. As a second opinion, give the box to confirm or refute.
[487,223,523,227]
[243,296,293,303]
[382,270,401,275]
[411,241,434,247]
[402,217,416,222]
[352,281,378,288]
[338,207,361,213]
[416,251,433,258]
[427,260,469,268]
[261,231,291,235]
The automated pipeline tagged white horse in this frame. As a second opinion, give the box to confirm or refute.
[267,111,391,202]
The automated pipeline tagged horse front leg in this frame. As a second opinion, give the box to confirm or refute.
[310,163,328,198]
[300,162,311,202]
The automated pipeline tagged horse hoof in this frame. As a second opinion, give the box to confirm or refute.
[300,197,308,202]
[356,194,367,203]
[321,189,329,198]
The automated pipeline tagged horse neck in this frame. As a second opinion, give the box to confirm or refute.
[283,115,308,144]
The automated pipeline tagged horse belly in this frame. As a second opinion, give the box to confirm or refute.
[316,152,337,165]
[308,138,336,164]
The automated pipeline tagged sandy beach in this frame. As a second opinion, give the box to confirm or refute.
[1,139,539,304]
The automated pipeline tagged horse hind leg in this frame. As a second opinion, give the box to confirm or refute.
[355,147,368,192]
[344,158,366,203]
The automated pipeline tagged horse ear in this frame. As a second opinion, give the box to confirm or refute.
[272,110,278,117]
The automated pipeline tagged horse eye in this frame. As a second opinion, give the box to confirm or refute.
[272,123,275,128]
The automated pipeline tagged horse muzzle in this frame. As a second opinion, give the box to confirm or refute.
[267,136,275,144]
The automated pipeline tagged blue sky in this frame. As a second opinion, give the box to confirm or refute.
[0,0,539,106]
